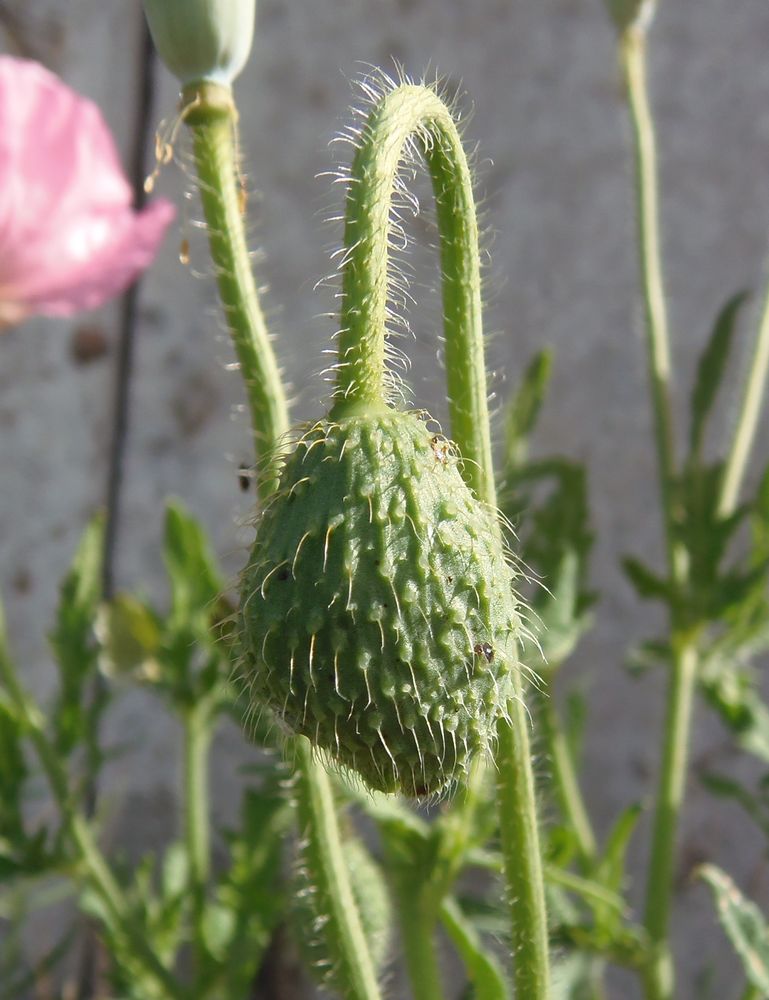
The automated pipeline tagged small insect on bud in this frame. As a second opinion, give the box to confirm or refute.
[239,409,522,798]
[143,0,256,89]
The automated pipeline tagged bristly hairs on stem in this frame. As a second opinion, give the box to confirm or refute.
[314,64,489,415]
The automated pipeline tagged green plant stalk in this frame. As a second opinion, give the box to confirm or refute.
[641,641,698,1000]
[538,684,597,866]
[0,618,183,1000]
[718,279,769,517]
[182,700,213,971]
[184,82,289,494]
[620,27,702,1000]
[188,84,380,1000]
[392,878,445,1000]
[293,737,382,1000]
[331,82,548,997]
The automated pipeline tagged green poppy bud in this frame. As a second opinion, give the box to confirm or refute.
[143,0,256,88]
[239,409,521,797]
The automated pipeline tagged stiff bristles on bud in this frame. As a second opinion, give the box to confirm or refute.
[239,408,522,797]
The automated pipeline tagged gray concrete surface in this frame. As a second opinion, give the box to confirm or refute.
[3,0,769,996]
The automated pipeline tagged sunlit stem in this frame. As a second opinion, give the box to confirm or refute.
[183,82,289,495]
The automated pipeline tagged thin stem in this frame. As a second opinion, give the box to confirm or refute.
[718,282,769,517]
[392,879,445,1000]
[0,617,183,1000]
[495,709,550,999]
[292,738,382,1000]
[190,83,380,1000]
[538,684,597,866]
[620,30,679,577]
[620,27,702,1000]
[641,640,698,1000]
[185,83,289,497]
[331,81,548,995]
[182,701,212,970]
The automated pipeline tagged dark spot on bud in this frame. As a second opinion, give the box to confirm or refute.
[277,568,290,582]
[473,642,494,663]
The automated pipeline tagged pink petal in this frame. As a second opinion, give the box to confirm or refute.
[0,57,174,321]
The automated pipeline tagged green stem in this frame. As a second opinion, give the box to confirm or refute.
[331,83,493,501]
[538,684,597,866]
[182,701,212,969]
[392,878,445,1000]
[495,709,550,999]
[620,30,679,577]
[185,82,289,496]
[331,81,548,996]
[292,738,382,1000]
[0,618,183,1000]
[641,640,698,1000]
[190,82,380,1000]
[718,280,769,517]
[620,27,700,1000]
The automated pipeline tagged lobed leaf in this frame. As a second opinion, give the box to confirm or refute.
[699,864,769,996]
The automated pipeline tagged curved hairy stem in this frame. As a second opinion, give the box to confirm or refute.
[331,80,549,998]
[184,82,289,495]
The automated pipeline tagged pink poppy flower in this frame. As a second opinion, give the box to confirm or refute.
[0,57,174,327]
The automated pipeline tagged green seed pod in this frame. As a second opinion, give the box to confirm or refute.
[239,407,521,797]
[292,835,392,988]
[143,0,256,88]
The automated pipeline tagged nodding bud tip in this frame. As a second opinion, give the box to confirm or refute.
[143,0,256,88]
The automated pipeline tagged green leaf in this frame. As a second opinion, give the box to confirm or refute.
[503,349,553,469]
[551,950,605,1000]
[700,667,769,765]
[599,803,642,895]
[621,557,671,603]
[441,896,511,1000]
[99,594,163,681]
[48,516,105,757]
[701,772,769,840]
[0,701,27,847]
[699,864,769,995]
[163,500,223,629]
[690,292,749,458]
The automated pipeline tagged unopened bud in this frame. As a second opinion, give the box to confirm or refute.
[143,0,256,88]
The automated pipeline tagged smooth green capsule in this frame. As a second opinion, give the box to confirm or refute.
[143,0,256,87]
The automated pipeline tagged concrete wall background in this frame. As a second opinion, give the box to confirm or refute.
[2,0,769,996]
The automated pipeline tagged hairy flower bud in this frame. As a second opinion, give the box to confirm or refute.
[239,409,521,797]
[143,0,256,87]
